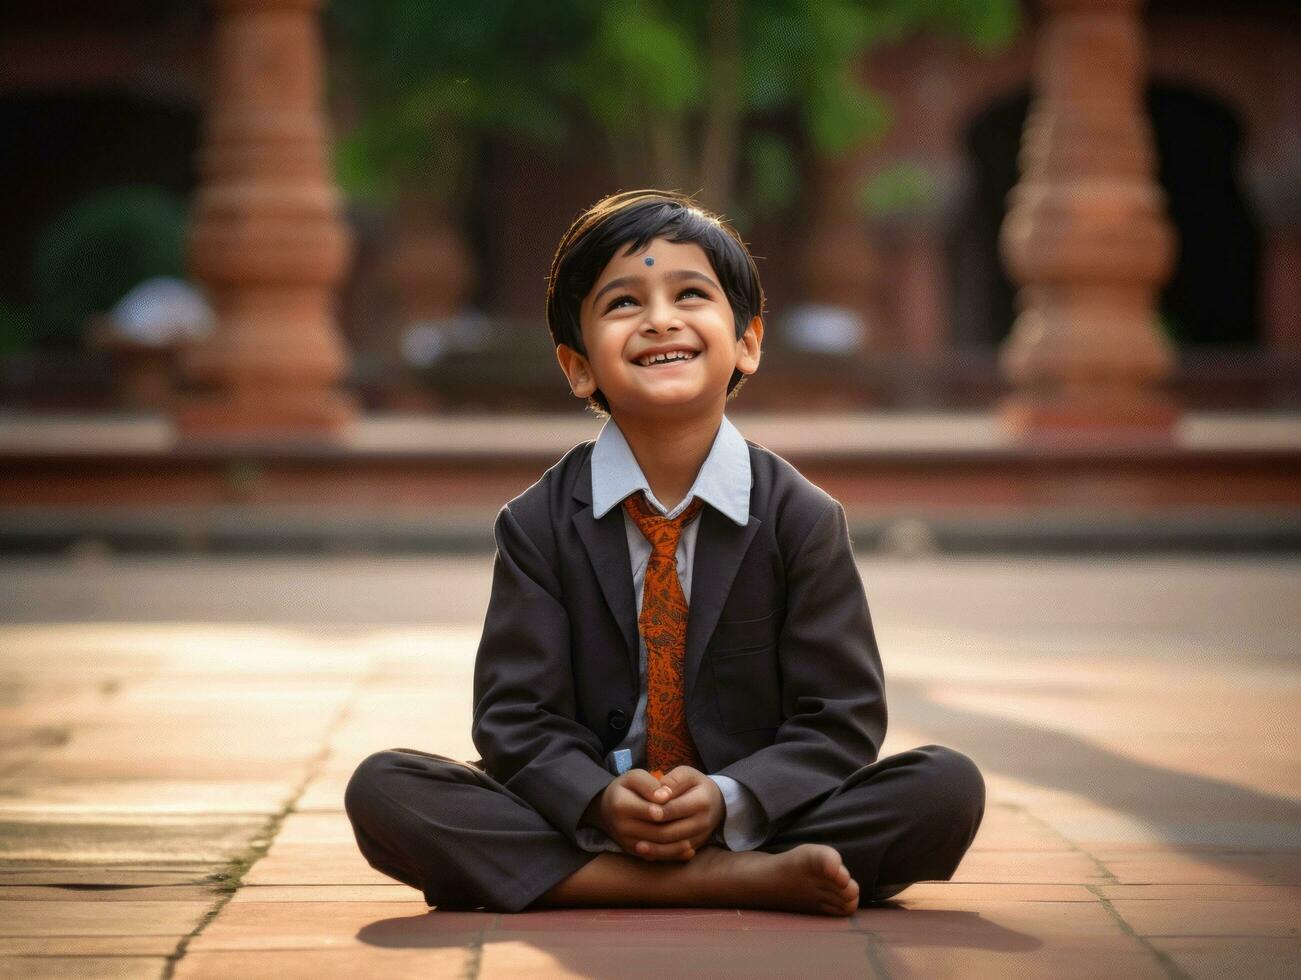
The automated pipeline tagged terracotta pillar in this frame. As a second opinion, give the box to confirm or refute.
[998,0,1178,439]
[177,0,354,440]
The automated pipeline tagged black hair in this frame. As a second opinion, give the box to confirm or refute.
[545,189,766,415]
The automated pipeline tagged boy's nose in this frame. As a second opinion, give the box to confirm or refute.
[643,298,683,332]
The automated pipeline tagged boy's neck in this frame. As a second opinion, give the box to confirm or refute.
[612,407,723,513]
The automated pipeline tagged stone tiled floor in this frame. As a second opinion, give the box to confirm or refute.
[0,555,1298,978]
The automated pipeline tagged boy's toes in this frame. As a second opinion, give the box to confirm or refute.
[838,880,860,913]
[823,892,858,916]
[813,845,842,879]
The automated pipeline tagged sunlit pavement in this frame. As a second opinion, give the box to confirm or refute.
[0,555,1297,978]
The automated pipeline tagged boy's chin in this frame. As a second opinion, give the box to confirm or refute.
[607,389,723,419]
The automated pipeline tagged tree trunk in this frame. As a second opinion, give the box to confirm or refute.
[698,0,742,212]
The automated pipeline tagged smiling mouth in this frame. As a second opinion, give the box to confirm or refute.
[634,351,699,367]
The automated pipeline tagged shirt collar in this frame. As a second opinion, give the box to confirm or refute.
[591,415,751,526]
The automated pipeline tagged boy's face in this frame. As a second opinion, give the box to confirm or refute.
[557,237,762,420]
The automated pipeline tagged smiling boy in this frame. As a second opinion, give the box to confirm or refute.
[345,190,985,916]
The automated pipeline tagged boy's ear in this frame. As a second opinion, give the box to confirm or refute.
[556,344,596,398]
[735,316,763,376]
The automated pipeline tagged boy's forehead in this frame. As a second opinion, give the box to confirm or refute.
[589,239,715,291]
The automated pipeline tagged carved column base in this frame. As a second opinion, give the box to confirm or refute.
[1000,388,1178,443]
[175,279,356,441]
[178,0,355,444]
[997,279,1179,441]
[998,0,1179,445]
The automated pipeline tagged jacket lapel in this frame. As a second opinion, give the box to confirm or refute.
[684,506,761,700]
[571,445,763,702]
[572,455,640,684]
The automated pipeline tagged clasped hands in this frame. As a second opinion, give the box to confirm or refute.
[582,766,725,861]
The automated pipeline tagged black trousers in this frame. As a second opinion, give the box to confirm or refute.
[344,744,985,914]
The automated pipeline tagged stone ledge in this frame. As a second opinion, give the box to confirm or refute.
[1,505,1299,556]
[2,410,1299,456]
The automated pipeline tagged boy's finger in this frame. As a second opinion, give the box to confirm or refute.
[613,788,658,823]
[658,766,702,803]
[661,765,700,790]
[633,838,694,862]
[621,774,669,814]
[647,788,702,822]
[627,768,674,805]
[623,816,695,845]
[622,769,662,800]
[648,773,674,804]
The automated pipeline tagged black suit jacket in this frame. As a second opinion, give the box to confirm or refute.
[471,437,887,845]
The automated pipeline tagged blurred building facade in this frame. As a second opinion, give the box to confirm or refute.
[1,0,1297,417]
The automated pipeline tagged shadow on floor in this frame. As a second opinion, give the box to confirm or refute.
[892,678,1301,881]
[357,906,1042,967]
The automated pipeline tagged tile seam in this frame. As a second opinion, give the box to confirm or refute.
[1085,885,1195,980]
[158,668,372,979]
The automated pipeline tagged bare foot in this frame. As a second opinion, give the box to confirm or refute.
[699,843,860,916]
[531,842,860,916]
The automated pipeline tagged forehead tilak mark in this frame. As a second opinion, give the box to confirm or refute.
[644,256,655,266]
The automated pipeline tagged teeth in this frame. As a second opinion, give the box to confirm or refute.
[638,351,696,366]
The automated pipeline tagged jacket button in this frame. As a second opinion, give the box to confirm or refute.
[607,709,628,732]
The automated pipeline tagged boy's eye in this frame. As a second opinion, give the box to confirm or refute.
[605,287,709,312]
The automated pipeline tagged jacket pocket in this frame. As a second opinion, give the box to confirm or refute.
[707,607,784,654]
[709,644,783,733]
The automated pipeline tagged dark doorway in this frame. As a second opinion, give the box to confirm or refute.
[0,91,201,309]
[949,82,1261,349]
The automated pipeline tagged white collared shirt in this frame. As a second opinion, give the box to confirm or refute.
[575,414,772,853]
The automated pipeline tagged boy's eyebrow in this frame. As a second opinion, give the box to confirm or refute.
[591,269,721,306]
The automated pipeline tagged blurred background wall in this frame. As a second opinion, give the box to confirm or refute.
[1,0,1296,419]
[0,0,1297,556]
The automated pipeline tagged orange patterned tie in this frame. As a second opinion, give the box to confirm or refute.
[623,490,706,776]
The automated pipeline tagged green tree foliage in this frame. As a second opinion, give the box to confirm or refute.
[0,301,38,355]
[329,1,576,205]
[32,185,186,347]
[329,0,1018,221]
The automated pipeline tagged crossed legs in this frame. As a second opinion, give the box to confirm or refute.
[344,744,984,915]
